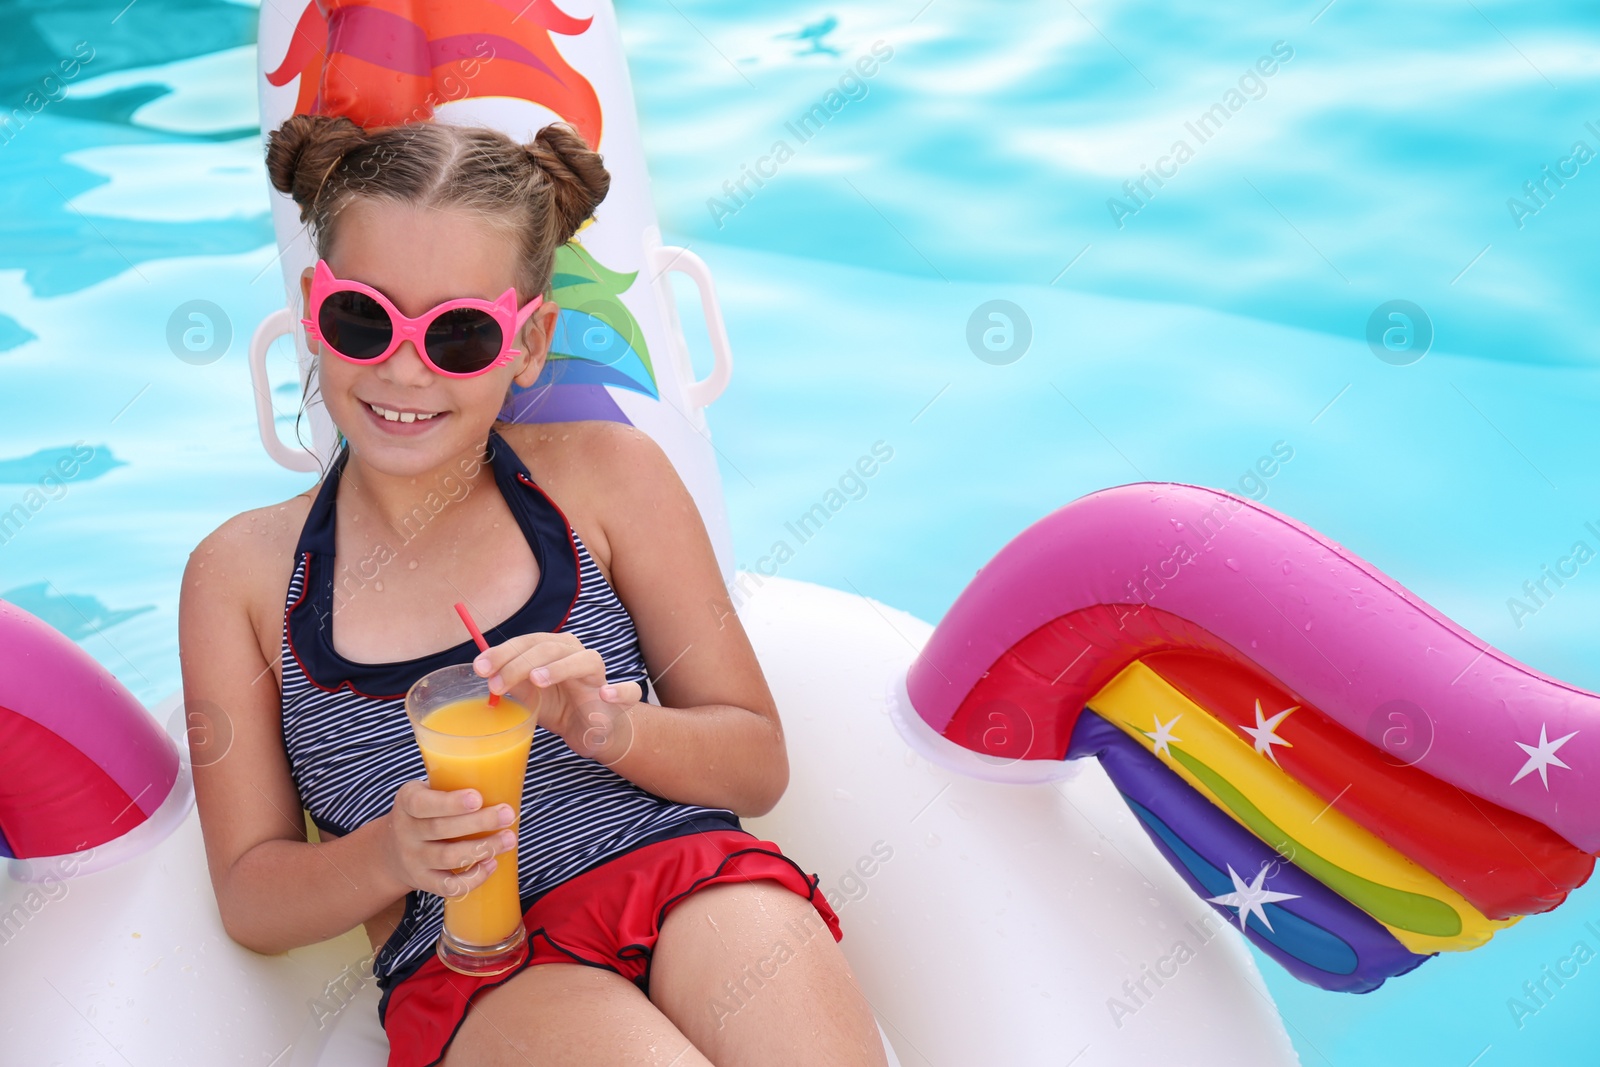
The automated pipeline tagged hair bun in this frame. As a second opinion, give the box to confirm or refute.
[265,113,369,221]
[525,124,610,246]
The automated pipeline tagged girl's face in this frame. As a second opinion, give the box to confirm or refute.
[299,199,556,477]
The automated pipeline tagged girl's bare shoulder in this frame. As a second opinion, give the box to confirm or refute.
[183,488,319,630]
[496,418,663,487]
[495,420,673,571]
[492,419,668,515]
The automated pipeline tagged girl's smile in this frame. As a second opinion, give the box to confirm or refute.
[360,398,447,432]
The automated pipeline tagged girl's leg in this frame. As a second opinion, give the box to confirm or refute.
[442,962,714,1067]
[648,881,889,1067]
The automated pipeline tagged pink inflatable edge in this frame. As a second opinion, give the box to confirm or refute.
[0,600,175,819]
[906,482,1600,852]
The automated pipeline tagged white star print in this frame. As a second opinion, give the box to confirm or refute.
[1239,700,1298,765]
[1511,724,1578,790]
[1208,864,1300,933]
[1144,714,1182,757]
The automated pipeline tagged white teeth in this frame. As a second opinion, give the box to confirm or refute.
[368,402,437,423]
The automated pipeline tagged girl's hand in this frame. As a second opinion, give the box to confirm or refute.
[472,632,640,763]
[381,780,517,900]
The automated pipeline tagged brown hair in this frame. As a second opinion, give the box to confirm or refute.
[264,115,610,300]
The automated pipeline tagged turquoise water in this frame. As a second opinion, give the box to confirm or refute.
[2,0,1598,1062]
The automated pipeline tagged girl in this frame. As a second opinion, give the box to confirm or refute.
[179,114,887,1067]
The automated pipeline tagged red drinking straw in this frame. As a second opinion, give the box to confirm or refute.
[453,601,501,707]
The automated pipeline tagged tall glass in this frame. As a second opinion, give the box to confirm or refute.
[405,664,537,977]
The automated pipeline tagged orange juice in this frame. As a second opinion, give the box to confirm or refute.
[416,696,535,947]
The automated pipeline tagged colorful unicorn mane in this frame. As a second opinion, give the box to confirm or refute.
[265,0,602,146]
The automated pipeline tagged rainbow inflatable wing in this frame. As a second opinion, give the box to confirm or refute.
[903,483,1597,992]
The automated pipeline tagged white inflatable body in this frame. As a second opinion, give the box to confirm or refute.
[1,580,1295,1065]
[1,2,1299,1063]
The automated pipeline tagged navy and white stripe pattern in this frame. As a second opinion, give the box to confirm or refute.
[278,430,738,990]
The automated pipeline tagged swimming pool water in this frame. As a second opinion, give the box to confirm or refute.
[2,0,1598,1063]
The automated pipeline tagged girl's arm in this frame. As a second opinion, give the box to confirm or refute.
[489,425,789,817]
[180,512,513,955]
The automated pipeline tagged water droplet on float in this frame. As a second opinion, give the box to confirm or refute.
[926,833,941,847]
[1225,558,1241,571]
[374,581,384,592]
[1170,519,1185,531]
[1283,561,1292,575]
[408,560,418,570]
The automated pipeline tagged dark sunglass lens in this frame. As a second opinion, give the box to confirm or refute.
[425,308,504,374]
[318,290,393,361]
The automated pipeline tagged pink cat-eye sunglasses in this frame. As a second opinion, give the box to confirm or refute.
[301,260,545,378]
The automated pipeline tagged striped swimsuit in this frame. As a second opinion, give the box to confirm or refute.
[278,429,741,1002]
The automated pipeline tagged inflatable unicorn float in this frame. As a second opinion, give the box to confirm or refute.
[5,2,1597,1063]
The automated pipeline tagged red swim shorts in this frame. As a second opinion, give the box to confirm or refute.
[379,827,843,1067]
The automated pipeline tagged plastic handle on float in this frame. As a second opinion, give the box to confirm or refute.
[648,245,733,410]
[248,308,321,474]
